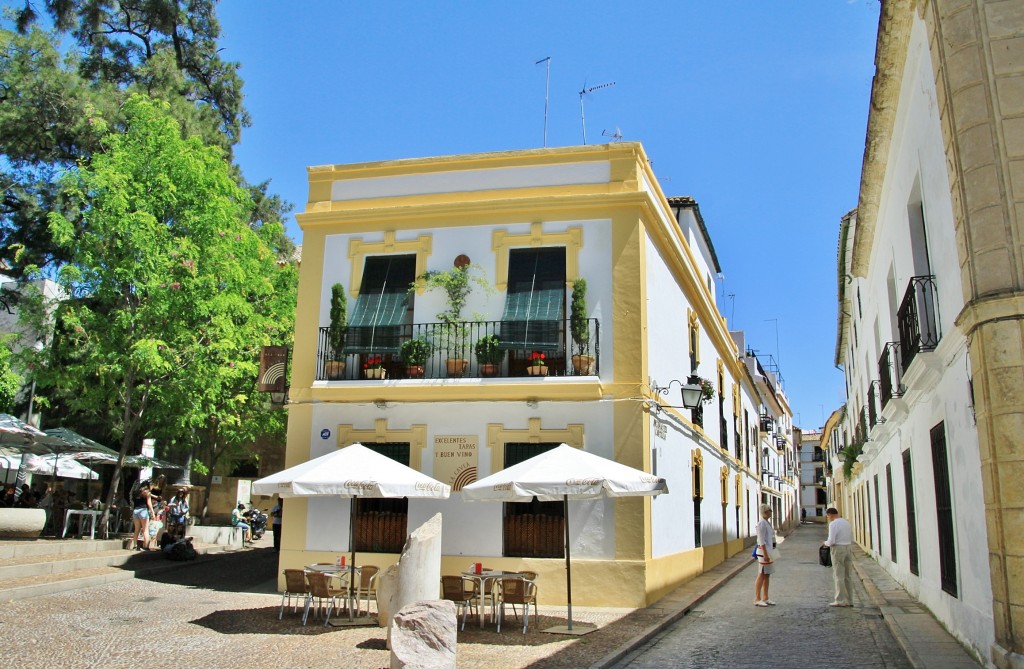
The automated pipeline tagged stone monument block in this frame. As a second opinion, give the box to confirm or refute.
[389,599,457,669]
[377,513,443,638]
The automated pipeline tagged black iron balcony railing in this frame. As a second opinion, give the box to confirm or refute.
[315,318,599,381]
[867,381,886,429]
[878,342,904,409]
[759,413,774,433]
[897,275,940,372]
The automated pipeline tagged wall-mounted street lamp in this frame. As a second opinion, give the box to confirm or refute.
[651,375,705,411]
[259,345,289,408]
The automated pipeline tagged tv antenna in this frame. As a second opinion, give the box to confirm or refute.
[601,127,623,142]
[535,57,551,147]
[578,81,615,145]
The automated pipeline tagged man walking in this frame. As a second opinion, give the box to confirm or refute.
[822,507,854,607]
[270,498,282,552]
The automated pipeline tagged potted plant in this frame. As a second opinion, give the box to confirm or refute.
[326,283,347,380]
[569,277,595,375]
[399,336,432,378]
[474,334,504,377]
[698,377,715,403]
[526,351,548,376]
[411,263,492,377]
[362,354,386,379]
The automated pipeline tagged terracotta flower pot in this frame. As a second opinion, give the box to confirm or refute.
[571,354,595,375]
[526,365,549,376]
[479,363,500,377]
[325,360,346,380]
[446,359,468,377]
[405,365,425,379]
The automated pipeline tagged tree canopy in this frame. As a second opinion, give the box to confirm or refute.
[0,0,293,279]
[28,95,295,508]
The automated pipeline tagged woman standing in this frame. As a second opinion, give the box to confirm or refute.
[754,503,777,607]
[131,481,155,551]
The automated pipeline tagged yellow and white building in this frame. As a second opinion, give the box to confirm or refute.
[277,142,792,607]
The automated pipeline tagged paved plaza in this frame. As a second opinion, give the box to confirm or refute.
[0,527,983,668]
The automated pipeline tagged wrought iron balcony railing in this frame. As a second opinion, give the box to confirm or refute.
[897,275,940,372]
[315,318,600,381]
[759,413,774,433]
[877,342,904,409]
[867,381,886,429]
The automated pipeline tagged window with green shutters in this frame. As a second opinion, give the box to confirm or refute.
[500,248,566,352]
[346,255,416,354]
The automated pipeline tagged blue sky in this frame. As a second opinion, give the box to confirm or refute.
[217,1,882,431]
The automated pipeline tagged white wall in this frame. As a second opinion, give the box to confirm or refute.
[302,400,616,560]
[839,14,994,658]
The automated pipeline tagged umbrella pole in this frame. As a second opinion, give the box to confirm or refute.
[564,494,573,631]
[349,495,357,620]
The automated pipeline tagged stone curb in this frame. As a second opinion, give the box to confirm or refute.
[587,551,756,669]
[851,553,925,667]
[852,555,924,668]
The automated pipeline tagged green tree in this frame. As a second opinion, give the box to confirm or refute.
[0,335,23,410]
[0,1,293,279]
[33,95,294,522]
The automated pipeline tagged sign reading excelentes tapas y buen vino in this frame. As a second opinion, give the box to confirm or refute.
[433,435,478,491]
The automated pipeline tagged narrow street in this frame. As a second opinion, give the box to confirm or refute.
[610,526,912,669]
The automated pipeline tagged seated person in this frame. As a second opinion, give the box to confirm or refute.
[231,502,251,543]
[166,488,190,536]
[0,485,16,507]
[15,485,36,508]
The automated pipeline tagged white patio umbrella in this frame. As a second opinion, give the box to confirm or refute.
[7,452,100,480]
[252,443,451,614]
[461,443,669,634]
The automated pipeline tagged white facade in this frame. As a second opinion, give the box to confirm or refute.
[832,13,993,661]
[285,144,794,607]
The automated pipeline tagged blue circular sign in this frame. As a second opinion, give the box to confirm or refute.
[320,429,331,440]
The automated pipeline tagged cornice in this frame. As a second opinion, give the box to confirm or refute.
[851,0,915,279]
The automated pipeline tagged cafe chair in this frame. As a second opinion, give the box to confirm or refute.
[496,575,538,634]
[279,569,309,620]
[341,565,379,615]
[441,575,480,631]
[302,571,341,626]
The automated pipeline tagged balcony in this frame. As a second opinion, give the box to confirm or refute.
[867,381,883,429]
[877,342,904,409]
[315,318,600,381]
[759,413,774,433]
[897,275,940,372]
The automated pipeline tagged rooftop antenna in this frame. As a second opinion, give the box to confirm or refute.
[578,80,615,145]
[535,57,551,147]
[601,127,623,142]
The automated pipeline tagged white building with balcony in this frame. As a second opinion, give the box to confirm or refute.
[277,143,791,608]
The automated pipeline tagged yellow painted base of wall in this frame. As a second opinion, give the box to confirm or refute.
[274,545,738,610]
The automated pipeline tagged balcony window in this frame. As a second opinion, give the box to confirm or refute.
[346,255,416,354]
[897,275,940,372]
[500,248,565,352]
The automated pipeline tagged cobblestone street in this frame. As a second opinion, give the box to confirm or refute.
[610,527,912,669]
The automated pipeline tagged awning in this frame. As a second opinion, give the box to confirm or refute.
[500,286,564,351]
[346,291,408,353]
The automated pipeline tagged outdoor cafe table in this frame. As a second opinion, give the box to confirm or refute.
[62,509,102,539]
[461,570,526,629]
[305,564,363,621]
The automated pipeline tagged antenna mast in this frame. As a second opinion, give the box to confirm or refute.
[578,81,615,145]
[535,57,551,147]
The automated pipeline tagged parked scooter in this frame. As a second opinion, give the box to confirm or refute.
[243,505,268,541]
